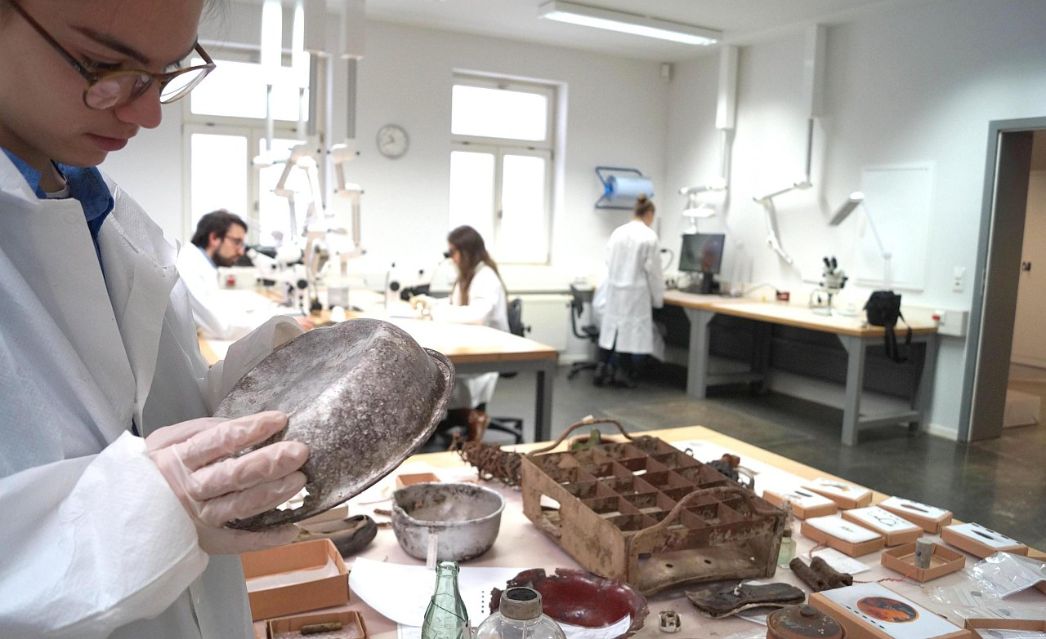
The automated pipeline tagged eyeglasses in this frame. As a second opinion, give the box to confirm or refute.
[9,0,215,110]
[224,235,245,247]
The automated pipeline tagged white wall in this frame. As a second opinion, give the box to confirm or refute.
[104,9,670,293]
[664,0,1046,437]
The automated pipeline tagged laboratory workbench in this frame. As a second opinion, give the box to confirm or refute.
[662,290,940,446]
[251,424,1044,639]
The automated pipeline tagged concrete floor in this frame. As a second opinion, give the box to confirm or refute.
[486,362,1046,550]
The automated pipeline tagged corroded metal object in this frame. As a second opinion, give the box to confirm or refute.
[766,605,845,639]
[658,610,680,633]
[216,318,454,530]
[521,419,787,595]
[788,557,853,592]
[392,482,505,561]
[451,434,523,486]
[491,568,649,638]
[686,581,805,618]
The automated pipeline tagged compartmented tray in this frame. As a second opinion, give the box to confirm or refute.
[520,420,787,595]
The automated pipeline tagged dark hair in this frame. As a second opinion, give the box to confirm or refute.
[634,195,655,217]
[447,225,504,305]
[191,209,247,248]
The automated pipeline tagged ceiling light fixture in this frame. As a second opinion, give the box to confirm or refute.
[538,1,720,46]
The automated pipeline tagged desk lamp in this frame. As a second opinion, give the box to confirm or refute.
[830,191,892,287]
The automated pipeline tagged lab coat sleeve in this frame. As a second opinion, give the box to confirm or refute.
[645,240,666,309]
[0,432,207,639]
[203,314,304,409]
[175,247,254,341]
[430,278,500,326]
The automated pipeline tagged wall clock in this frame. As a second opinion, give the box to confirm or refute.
[376,124,409,159]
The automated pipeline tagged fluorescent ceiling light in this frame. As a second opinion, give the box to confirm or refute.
[539,1,720,46]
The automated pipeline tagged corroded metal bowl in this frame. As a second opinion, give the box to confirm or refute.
[391,482,505,561]
[215,318,454,530]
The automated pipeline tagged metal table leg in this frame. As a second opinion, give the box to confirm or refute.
[534,360,555,442]
[839,335,868,446]
[911,334,939,433]
[683,308,715,399]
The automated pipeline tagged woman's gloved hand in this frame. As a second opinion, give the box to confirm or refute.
[146,411,309,555]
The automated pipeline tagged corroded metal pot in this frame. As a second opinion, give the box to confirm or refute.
[216,318,454,530]
[391,483,505,561]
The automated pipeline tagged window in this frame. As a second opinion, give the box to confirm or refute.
[184,47,312,245]
[449,76,556,264]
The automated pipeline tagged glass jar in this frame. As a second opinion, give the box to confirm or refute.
[777,528,796,566]
[476,587,566,639]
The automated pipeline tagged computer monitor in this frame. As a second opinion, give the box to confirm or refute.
[678,233,725,294]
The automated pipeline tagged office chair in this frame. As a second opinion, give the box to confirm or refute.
[567,284,600,380]
[484,297,527,445]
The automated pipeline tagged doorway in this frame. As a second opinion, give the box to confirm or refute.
[961,120,1046,441]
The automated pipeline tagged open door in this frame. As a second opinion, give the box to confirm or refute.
[960,119,1042,441]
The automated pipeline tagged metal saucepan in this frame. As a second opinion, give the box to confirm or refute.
[391,483,505,561]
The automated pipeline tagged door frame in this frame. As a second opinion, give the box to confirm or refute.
[959,117,1045,441]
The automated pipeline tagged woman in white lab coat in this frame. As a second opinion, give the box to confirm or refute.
[596,195,666,387]
[420,225,509,443]
[0,1,310,637]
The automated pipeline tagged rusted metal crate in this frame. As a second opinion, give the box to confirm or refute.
[521,421,786,595]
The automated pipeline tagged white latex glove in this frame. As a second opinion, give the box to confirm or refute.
[147,411,309,555]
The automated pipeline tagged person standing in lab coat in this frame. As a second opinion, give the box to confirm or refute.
[416,225,509,443]
[595,195,666,387]
[0,1,311,637]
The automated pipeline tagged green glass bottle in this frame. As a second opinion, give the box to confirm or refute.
[422,561,470,639]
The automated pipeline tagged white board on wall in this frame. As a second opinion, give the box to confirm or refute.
[854,164,934,291]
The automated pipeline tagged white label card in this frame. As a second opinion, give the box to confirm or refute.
[806,515,881,543]
[949,523,1022,549]
[766,488,836,509]
[880,496,950,519]
[846,507,922,533]
[804,478,872,500]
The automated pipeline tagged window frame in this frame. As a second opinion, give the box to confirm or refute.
[181,44,309,244]
[449,74,557,265]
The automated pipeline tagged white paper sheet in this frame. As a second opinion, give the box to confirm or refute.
[810,547,871,575]
[350,557,521,627]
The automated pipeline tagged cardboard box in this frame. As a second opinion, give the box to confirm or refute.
[941,523,1028,559]
[881,542,965,582]
[809,584,972,639]
[803,478,873,509]
[802,515,885,557]
[878,496,952,534]
[965,618,1046,639]
[763,487,839,519]
[843,507,923,546]
[241,539,350,621]
[267,610,368,639]
[396,472,440,490]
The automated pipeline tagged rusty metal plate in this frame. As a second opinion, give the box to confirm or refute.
[216,318,454,530]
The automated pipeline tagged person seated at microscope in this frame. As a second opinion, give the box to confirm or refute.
[177,210,311,339]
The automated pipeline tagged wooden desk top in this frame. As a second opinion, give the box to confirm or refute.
[664,289,938,337]
[198,313,557,367]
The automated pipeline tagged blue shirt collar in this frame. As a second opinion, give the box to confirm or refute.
[2,148,115,241]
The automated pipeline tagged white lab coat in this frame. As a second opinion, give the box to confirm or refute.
[598,219,665,354]
[176,244,255,340]
[0,153,302,639]
[431,264,509,408]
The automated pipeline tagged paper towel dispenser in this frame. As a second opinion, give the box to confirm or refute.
[595,166,654,210]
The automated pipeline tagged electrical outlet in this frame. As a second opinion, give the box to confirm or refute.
[952,266,966,293]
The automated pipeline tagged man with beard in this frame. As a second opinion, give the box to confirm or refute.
[177,209,259,339]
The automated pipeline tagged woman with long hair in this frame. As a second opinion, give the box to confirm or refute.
[417,225,509,442]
